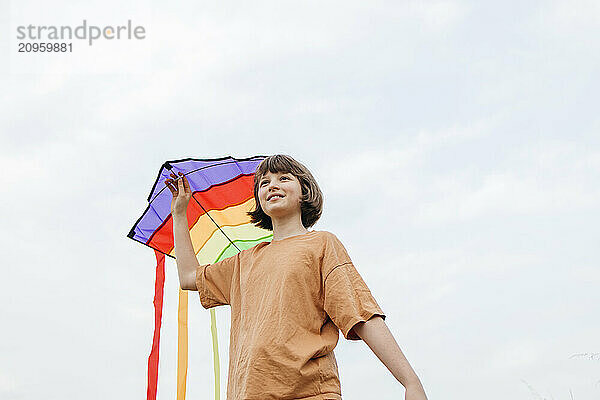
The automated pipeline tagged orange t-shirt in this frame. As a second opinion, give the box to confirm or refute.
[195,230,386,400]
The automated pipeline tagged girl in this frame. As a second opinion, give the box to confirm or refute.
[165,154,427,400]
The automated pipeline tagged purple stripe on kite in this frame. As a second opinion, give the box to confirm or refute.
[130,157,263,244]
[149,157,263,202]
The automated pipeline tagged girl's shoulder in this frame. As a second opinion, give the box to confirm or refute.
[314,229,342,242]
[311,230,349,253]
[308,230,342,245]
[313,229,335,238]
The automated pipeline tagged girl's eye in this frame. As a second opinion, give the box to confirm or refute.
[260,175,289,186]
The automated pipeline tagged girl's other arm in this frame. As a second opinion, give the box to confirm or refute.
[353,316,428,400]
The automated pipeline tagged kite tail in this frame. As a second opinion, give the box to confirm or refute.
[177,289,189,400]
[147,250,166,400]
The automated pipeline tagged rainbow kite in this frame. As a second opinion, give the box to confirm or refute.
[128,155,273,400]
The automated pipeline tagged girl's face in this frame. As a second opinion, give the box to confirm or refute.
[258,170,303,218]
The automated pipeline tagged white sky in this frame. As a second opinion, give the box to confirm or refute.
[1,0,599,399]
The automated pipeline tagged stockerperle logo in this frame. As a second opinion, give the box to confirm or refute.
[16,19,146,52]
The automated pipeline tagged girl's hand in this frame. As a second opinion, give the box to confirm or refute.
[164,172,192,217]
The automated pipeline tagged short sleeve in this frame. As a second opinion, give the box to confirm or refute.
[196,252,239,309]
[321,232,386,341]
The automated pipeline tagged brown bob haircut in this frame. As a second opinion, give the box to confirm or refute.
[247,154,323,230]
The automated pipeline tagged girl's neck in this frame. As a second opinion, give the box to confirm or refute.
[271,214,309,241]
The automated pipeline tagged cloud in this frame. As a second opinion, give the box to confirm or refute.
[2,1,600,399]
[414,140,600,224]
[536,0,600,31]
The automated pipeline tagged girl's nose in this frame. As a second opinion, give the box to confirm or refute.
[268,181,280,190]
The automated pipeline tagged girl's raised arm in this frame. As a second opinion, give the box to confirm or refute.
[165,172,198,291]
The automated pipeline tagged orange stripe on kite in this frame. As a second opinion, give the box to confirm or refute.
[147,174,256,253]
[177,289,189,400]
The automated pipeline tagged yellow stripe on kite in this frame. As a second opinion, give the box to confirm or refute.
[168,198,265,259]
[194,223,271,263]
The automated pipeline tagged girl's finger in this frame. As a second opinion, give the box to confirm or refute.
[179,172,191,193]
[165,179,177,195]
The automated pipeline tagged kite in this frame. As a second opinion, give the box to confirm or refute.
[127,155,273,400]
